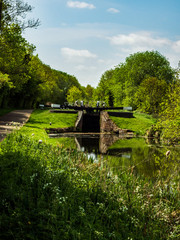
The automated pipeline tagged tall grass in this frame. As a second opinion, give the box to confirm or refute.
[0,132,179,239]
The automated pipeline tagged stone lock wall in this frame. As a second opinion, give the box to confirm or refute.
[100,111,120,133]
[75,111,83,131]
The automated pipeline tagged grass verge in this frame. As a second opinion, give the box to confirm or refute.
[110,112,157,135]
[19,109,78,147]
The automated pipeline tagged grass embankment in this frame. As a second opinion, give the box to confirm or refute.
[0,132,179,239]
[19,109,77,147]
[110,112,157,135]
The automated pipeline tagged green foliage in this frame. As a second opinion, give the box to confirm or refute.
[0,0,40,31]
[82,84,95,102]
[0,26,81,108]
[67,86,82,104]
[157,81,180,143]
[135,77,168,114]
[0,2,81,108]
[0,24,36,107]
[0,72,13,106]
[95,69,114,106]
[95,51,175,111]
[0,107,14,116]
[0,132,179,239]
[122,51,174,84]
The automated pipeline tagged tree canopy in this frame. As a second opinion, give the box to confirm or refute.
[0,0,40,31]
[95,51,176,112]
[0,1,81,108]
[157,81,180,143]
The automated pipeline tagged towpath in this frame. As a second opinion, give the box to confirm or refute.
[0,109,33,142]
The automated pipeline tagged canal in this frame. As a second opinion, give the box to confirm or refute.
[49,132,180,179]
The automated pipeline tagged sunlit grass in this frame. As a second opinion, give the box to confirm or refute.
[110,112,157,135]
[19,109,77,147]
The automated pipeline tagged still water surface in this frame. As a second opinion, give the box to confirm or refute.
[50,133,180,179]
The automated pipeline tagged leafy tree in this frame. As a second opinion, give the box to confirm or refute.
[117,51,175,108]
[0,24,35,107]
[0,0,40,31]
[110,64,127,107]
[0,71,13,106]
[96,51,175,109]
[67,86,82,104]
[0,1,82,108]
[95,69,114,106]
[123,51,174,84]
[0,0,40,107]
[158,81,180,142]
[135,77,168,114]
[83,84,94,101]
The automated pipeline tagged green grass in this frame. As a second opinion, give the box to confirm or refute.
[19,109,78,147]
[109,137,147,149]
[110,112,157,135]
[0,132,179,239]
[0,109,179,239]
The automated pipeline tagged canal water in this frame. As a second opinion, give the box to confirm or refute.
[49,133,180,179]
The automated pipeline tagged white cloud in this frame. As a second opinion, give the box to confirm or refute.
[61,47,97,59]
[172,40,180,53]
[24,26,180,87]
[108,32,170,48]
[75,65,97,70]
[107,32,180,69]
[67,1,95,9]
[107,8,120,14]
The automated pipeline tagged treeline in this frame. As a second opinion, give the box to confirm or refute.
[95,51,180,143]
[95,51,176,111]
[0,0,83,108]
[0,25,81,108]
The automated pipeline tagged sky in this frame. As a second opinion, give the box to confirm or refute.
[23,0,180,87]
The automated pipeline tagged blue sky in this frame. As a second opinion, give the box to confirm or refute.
[23,0,180,87]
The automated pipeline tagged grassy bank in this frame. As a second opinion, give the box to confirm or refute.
[110,112,157,135]
[19,109,78,147]
[0,110,179,239]
[0,132,179,239]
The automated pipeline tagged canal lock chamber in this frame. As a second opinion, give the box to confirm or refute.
[82,112,100,132]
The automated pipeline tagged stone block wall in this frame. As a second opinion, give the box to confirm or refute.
[75,111,83,131]
[100,111,120,133]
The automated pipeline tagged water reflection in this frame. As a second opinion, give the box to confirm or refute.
[49,133,180,179]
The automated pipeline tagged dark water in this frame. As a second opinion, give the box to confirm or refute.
[50,133,180,178]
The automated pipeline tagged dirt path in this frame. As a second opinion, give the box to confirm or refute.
[0,109,33,142]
